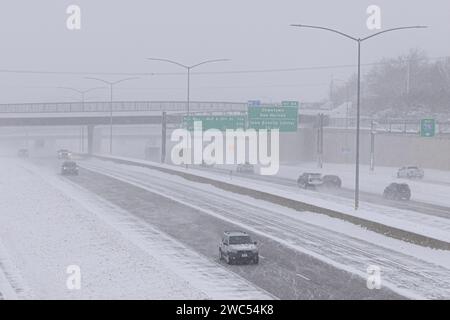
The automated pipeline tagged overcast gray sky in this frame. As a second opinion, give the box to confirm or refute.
[0,0,448,104]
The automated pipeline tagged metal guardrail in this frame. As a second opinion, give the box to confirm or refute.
[0,101,248,114]
[327,117,450,134]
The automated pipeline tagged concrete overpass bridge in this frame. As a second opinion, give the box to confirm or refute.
[2,100,448,168]
[0,101,247,120]
[0,100,249,154]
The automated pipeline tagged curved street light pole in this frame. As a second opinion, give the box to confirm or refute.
[147,58,229,114]
[57,86,104,153]
[57,86,104,111]
[291,24,427,210]
[84,77,139,154]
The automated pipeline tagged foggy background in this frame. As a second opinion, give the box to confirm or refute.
[0,0,447,104]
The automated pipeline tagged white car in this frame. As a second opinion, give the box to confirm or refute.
[219,231,259,265]
[397,166,424,179]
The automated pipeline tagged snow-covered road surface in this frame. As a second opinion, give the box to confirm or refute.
[0,157,272,299]
[77,159,450,299]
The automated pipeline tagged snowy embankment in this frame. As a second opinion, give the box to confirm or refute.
[0,157,272,300]
[90,154,450,246]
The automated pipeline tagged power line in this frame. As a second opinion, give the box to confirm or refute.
[13,82,329,90]
[0,56,448,77]
[0,63,369,76]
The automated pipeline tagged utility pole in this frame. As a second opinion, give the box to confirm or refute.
[329,75,334,107]
[317,113,324,168]
[370,120,376,171]
[406,58,411,96]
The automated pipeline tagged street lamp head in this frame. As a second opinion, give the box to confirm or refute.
[84,76,111,85]
[290,23,358,41]
[147,57,230,70]
[147,58,189,69]
[84,76,139,85]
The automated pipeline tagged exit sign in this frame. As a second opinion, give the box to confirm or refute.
[420,119,436,137]
[281,101,299,108]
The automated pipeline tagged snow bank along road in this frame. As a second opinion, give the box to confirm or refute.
[193,164,450,220]
[35,156,450,299]
[0,157,272,299]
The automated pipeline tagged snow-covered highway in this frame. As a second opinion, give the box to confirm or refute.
[0,157,272,299]
[2,155,450,299]
[73,159,450,299]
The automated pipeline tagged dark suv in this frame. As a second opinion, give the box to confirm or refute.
[219,231,259,265]
[322,175,342,188]
[61,161,79,176]
[383,183,411,201]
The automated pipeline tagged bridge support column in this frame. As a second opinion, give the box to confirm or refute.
[161,112,167,163]
[87,125,95,155]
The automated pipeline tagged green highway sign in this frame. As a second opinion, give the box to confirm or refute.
[420,119,436,137]
[247,100,261,107]
[281,101,299,108]
[183,115,246,131]
[248,106,298,132]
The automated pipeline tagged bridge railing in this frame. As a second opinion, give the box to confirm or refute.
[326,117,450,134]
[0,101,248,114]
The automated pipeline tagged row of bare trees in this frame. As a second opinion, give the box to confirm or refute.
[331,49,450,120]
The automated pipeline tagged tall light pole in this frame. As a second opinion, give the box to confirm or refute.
[291,24,427,210]
[84,77,139,154]
[146,58,229,114]
[57,86,104,153]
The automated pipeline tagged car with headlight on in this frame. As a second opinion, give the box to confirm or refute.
[219,231,259,265]
[61,161,79,176]
[57,149,72,160]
